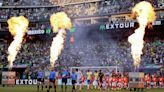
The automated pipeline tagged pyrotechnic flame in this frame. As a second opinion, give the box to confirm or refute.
[50,12,72,33]
[128,1,156,68]
[50,12,72,67]
[131,1,156,25]
[7,16,29,69]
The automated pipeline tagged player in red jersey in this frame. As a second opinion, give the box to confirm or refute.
[80,75,85,89]
[91,75,94,84]
[117,76,123,90]
[111,75,117,90]
[105,75,110,90]
[146,74,151,89]
[159,76,163,88]
[116,76,119,90]
[153,75,157,88]
[104,69,110,90]
[123,76,128,89]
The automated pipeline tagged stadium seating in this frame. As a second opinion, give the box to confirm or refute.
[0,0,164,21]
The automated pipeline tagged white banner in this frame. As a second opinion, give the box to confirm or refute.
[99,20,161,30]
[16,79,37,85]
[27,30,45,35]
[106,22,135,29]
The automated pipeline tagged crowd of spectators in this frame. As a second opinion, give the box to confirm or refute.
[0,0,164,22]
[0,36,163,71]
[0,8,52,21]
[1,0,52,6]
[67,37,164,70]
[0,0,162,8]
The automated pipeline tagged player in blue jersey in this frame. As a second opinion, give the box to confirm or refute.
[37,68,44,91]
[61,67,69,92]
[47,68,56,92]
[71,70,77,92]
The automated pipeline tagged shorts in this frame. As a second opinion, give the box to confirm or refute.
[106,81,109,84]
[99,79,103,83]
[72,80,76,85]
[93,80,98,86]
[76,79,82,84]
[112,82,116,86]
[62,78,67,84]
[37,78,42,82]
[150,82,154,85]
[159,82,163,86]
[87,80,91,84]
[37,78,44,82]
[49,79,55,83]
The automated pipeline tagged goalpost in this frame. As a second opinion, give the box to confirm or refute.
[70,66,124,74]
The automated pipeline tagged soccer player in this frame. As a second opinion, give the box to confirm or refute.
[47,68,56,92]
[98,69,104,90]
[93,70,98,89]
[111,75,117,90]
[105,75,110,90]
[104,69,110,90]
[71,70,77,92]
[86,69,92,90]
[159,75,163,88]
[153,74,157,88]
[117,75,123,90]
[37,68,44,91]
[80,74,85,89]
[123,75,128,89]
[75,69,83,90]
[61,67,69,92]
[146,74,151,89]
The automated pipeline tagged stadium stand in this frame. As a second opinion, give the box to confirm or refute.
[0,0,164,20]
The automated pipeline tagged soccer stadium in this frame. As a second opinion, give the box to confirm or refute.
[0,0,164,92]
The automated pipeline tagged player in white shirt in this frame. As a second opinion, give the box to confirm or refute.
[75,69,83,90]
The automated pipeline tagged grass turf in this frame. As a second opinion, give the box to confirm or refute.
[0,85,164,92]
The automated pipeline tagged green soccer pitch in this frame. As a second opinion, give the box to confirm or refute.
[0,85,164,92]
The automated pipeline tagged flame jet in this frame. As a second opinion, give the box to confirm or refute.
[7,16,29,69]
[50,12,72,67]
[128,1,156,69]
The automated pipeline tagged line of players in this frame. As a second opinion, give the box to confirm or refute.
[37,68,164,92]
[145,73,164,89]
[84,69,129,90]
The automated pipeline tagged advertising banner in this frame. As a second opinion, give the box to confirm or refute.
[99,20,161,31]
[2,71,16,85]
[27,30,45,35]
[15,79,37,85]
